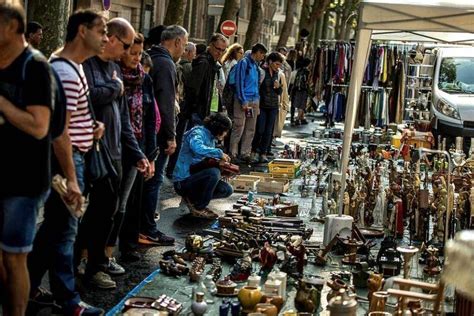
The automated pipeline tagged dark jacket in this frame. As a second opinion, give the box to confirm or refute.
[259,67,282,109]
[83,56,145,163]
[148,45,177,147]
[176,58,192,105]
[122,73,157,163]
[185,51,219,120]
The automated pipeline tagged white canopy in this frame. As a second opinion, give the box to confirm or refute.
[338,0,474,243]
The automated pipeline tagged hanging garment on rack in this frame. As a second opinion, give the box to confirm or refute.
[328,91,346,123]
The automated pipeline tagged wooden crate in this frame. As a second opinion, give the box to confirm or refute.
[249,171,273,179]
[229,175,260,192]
[257,178,290,194]
[268,159,301,179]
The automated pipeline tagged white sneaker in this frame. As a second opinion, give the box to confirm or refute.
[77,257,87,276]
[105,257,126,276]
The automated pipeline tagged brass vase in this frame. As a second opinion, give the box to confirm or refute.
[238,286,263,313]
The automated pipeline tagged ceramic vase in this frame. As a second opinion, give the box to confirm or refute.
[255,303,278,316]
[238,286,263,313]
[191,292,207,316]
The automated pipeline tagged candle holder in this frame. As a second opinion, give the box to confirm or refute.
[396,245,419,279]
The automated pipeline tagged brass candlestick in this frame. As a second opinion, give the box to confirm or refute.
[396,245,419,279]
[369,291,390,312]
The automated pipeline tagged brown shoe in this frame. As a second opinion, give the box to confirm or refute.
[182,197,197,212]
[191,208,219,219]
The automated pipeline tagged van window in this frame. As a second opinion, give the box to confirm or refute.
[438,57,474,94]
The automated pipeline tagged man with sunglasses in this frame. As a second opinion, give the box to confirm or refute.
[79,17,151,289]
[184,33,228,127]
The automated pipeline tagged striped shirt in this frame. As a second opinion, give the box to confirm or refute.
[51,59,94,152]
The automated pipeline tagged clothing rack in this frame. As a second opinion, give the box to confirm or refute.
[331,83,393,91]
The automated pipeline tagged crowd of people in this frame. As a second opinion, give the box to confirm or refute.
[0,3,313,316]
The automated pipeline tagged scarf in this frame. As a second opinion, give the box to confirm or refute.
[122,63,144,139]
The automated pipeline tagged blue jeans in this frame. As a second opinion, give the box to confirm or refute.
[0,195,42,253]
[141,151,168,235]
[174,168,233,210]
[28,151,85,305]
[252,108,278,154]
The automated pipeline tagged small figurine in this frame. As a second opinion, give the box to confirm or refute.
[367,272,384,302]
[259,241,277,276]
[230,249,253,282]
[287,236,307,275]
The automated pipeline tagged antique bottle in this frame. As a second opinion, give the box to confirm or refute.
[191,292,208,316]
[219,300,230,316]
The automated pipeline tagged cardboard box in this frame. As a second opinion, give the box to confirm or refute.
[229,175,260,192]
[268,159,301,179]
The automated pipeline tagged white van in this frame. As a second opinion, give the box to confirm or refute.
[431,47,474,140]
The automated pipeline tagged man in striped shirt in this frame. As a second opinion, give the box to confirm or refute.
[27,10,107,315]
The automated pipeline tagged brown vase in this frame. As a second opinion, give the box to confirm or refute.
[238,286,263,313]
[255,303,278,316]
[260,295,284,312]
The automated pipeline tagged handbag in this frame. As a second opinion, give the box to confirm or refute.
[190,158,239,177]
[51,57,117,182]
[86,138,118,182]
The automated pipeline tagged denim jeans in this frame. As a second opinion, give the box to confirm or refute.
[107,162,137,247]
[166,115,189,177]
[141,151,168,235]
[252,108,278,154]
[174,168,233,210]
[28,151,85,306]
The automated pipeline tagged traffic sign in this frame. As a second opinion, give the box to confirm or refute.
[220,20,237,37]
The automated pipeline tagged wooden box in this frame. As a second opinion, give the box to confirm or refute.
[275,204,299,217]
[402,129,434,149]
[229,175,260,192]
[257,178,290,194]
[268,159,301,179]
[249,171,290,193]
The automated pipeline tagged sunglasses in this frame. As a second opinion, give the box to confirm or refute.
[116,35,131,50]
[212,43,226,53]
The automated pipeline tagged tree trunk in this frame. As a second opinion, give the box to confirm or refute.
[299,0,332,40]
[315,16,324,45]
[244,0,263,50]
[344,15,356,40]
[164,0,187,26]
[216,0,240,33]
[277,0,297,48]
[298,0,311,37]
[27,0,71,58]
[321,8,331,40]
[338,0,352,40]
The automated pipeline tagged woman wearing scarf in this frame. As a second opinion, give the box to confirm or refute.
[106,33,158,265]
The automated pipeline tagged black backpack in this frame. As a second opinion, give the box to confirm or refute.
[294,68,309,92]
[22,49,67,140]
[221,65,236,118]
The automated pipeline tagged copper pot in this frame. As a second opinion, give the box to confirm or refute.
[254,303,278,316]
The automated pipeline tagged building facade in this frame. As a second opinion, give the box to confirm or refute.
[75,0,155,36]
[16,0,298,49]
